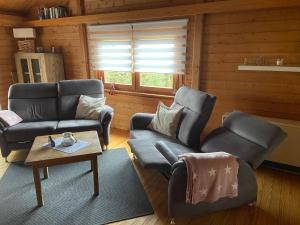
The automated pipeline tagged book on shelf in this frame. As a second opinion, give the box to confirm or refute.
[38,6,68,20]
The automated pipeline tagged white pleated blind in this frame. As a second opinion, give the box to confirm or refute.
[87,19,188,75]
[133,19,188,74]
[87,24,133,72]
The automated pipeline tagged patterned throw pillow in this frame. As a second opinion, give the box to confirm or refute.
[0,110,23,127]
[148,102,184,138]
[75,95,106,120]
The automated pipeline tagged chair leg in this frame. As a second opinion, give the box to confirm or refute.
[170,218,175,224]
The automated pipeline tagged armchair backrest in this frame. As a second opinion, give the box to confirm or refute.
[201,111,287,168]
[172,86,216,149]
[8,83,58,122]
[58,79,104,120]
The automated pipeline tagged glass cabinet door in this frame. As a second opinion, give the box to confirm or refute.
[20,58,31,83]
[31,59,42,83]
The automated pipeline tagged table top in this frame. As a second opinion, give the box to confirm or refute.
[25,131,102,166]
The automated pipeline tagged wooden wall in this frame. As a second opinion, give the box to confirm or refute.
[1,1,300,133]
[0,27,16,108]
[84,0,204,14]
[106,94,173,130]
[36,25,88,80]
[201,7,300,132]
[35,0,200,130]
[35,3,300,132]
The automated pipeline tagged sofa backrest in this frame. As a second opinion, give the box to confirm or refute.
[58,79,104,120]
[201,111,287,168]
[8,83,58,122]
[171,86,216,149]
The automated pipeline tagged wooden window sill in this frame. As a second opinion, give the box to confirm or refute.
[104,89,175,99]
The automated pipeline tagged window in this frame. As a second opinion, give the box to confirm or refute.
[87,19,188,94]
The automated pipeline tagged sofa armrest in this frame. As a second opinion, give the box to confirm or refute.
[0,129,10,158]
[155,141,179,165]
[130,113,154,130]
[99,105,114,146]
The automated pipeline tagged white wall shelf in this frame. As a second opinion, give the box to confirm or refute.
[238,65,300,73]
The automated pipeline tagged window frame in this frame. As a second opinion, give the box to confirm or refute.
[96,71,182,95]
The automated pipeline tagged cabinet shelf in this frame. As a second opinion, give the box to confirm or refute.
[238,65,300,73]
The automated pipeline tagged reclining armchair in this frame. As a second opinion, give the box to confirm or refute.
[129,86,217,175]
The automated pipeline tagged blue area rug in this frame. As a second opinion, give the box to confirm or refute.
[0,149,153,225]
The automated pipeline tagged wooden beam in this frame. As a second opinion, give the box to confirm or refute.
[23,0,300,27]
[73,0,90,79]
[0,13,25,27]
[191,14,204,91]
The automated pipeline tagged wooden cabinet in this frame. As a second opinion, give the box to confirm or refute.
[15,52,65,83]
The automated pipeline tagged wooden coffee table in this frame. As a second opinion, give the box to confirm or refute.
[25,131,102,207]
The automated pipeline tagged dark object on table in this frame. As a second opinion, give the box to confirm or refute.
[48,136,55,147]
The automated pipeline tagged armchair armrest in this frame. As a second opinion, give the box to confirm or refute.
[168,159,257,219]
[99,105,114,146]
[0,121,6,131]
[130,113,154,130]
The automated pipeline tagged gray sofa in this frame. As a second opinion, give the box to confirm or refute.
[0,79,113,159]
[128,86,286,220]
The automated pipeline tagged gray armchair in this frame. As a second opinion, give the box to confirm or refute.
[128,86,216,175]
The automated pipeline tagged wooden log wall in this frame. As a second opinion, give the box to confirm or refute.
[201,7,300,132]
[0,27,16,108]
[33,3,300,131]
[1,1,300,133]
[84,0,204,14]
[35,0,199,130]
[36,25,88,80]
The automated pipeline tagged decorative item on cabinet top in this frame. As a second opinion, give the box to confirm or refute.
[15,52,65,84]
[13,28,36,53]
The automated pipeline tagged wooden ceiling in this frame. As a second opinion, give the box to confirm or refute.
[0,0,71,15]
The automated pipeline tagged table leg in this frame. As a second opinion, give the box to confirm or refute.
[33,166,44,207]
[43,167,49,179]
[91,157,99,196]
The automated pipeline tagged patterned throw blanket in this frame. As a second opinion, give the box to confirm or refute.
[179,152,239,204]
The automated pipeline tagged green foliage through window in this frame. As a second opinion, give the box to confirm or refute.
[104,71,132,85]
[140,73,173,89]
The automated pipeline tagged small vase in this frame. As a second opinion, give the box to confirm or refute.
[62,132,77,147]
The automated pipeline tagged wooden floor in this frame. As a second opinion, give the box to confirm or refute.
[1,128,299,225]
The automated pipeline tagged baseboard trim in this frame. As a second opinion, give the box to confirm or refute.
[262,160,300,174]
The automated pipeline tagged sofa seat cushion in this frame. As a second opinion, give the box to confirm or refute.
[5,121,58,142]
[56,120,102,133]
[200,127,266,168]
[130,130,179,144]
[128,139,171,172]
